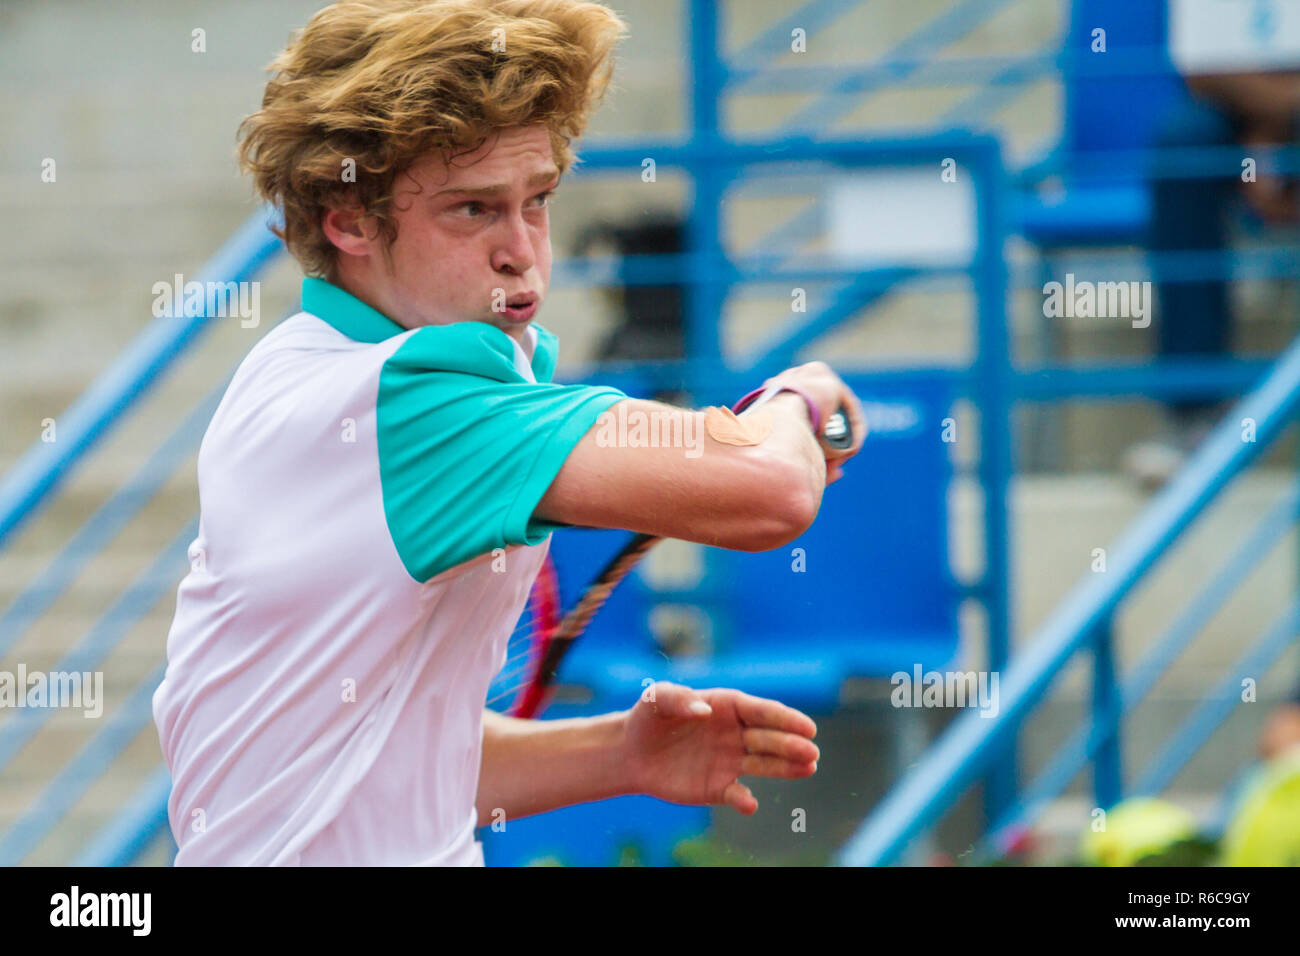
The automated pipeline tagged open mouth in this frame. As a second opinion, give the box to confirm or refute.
[503,294,538,321]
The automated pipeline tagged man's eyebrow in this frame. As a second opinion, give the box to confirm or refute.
[433,168,561,200]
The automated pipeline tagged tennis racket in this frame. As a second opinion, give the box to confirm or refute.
[487,390,856,718]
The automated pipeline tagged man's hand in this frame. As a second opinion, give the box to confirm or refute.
[755,361,868,485]
[621,681,819,815]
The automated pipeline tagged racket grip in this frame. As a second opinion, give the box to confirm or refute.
[822,405,853,450]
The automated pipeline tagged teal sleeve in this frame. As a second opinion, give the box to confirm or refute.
[376,330,627,583]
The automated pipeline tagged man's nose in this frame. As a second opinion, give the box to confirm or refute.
[491,213,535,275]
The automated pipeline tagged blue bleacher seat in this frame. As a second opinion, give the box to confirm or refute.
[1018,0,1189,245]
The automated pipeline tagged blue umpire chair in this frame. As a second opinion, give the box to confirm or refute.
[481,375,959,866]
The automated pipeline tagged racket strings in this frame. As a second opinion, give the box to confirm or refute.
[484,617,545,709]
[484,597,593,711]
[488,534,659,715]
[485,557,560,711]
[486,654,540,708]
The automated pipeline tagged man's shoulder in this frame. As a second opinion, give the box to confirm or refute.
[254,310,409,358]
[202,313,413,456]
[228,311,411,395]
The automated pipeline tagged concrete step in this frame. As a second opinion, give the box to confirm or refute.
[0,727,166,867]
[0,544,190,615]
[0,483,198,555]
[3,806,174,867]
[1,613,174,670]
[0,716,164,797]
[949,471,1300,702]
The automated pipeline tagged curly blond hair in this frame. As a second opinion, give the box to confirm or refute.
[236,0,625,277]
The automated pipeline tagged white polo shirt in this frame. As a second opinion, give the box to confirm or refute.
[152,277,626,866]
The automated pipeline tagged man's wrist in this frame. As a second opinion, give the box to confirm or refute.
[765,390,816,430]
[611,708,645,798]
[733,384,822,433]
[558,709,640,801]
[576,709,639,800]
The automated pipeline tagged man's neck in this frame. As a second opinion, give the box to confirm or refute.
[511,325,536,363]
[326,269,536,361]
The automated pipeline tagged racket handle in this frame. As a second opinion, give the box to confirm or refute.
[822,405,853,450]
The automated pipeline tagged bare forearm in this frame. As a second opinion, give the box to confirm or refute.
[535,396,825,551]
[477,709,634,827]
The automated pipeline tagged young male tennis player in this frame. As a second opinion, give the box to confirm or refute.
[152,0,865,866]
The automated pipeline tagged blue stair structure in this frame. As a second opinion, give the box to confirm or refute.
[840,331,1300,865]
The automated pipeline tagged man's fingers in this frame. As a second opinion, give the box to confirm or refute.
[733,692,817,738]
[839,389,868,456]
[740,753,818,779]
[722,780,758,815]
[742,727,820,764]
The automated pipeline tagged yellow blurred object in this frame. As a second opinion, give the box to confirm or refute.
[1079,797,1198,866]
[1220,752,1300,867]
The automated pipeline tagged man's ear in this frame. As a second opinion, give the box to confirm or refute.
[321,204,378,259]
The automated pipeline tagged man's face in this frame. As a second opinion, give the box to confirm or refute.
[335,124,559,350]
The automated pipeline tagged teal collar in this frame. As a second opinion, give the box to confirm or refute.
[301,276,560,383]
[302,276,407,344]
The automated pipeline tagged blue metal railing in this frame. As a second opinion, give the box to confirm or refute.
[0,520,195,865]
[74,766,173,867]
[0,525,194,776]
[1135,600,1300,796]
[837,332,1300,865]
[978,488,1300,855]
[0,210,281,549]
[0,661,169,866]
[0,382,227,659]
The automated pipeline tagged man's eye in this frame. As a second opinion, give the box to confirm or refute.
[458,202,487,217]
[528,190,554,208]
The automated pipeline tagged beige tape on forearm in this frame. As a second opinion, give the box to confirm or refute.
[704,405,773,446]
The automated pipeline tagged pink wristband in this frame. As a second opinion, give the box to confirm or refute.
[731,384,823,434]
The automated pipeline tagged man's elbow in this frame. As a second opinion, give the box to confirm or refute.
[730,463,822,552]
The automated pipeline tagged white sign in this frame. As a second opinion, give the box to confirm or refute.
[1170,0,1300,73]
[826,167,976,268]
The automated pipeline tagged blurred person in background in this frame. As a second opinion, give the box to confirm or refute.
[1125,0,1300,488]
[1260,686,1300,761]
[575,213,687,363]
[575,212,692,412]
